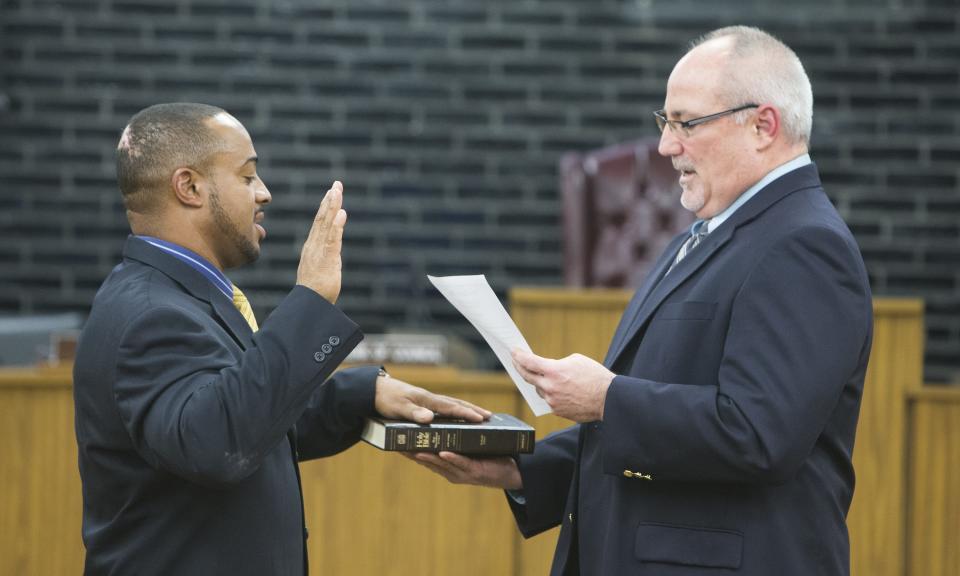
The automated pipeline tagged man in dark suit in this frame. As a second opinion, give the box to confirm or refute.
[412,26,873,575]
[73,102,489,576]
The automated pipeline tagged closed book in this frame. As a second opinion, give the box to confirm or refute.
[361,413,535,455]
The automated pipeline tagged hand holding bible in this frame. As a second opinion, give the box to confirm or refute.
[406,451,523,491]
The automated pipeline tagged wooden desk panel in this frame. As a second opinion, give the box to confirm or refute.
[0,367,83,576]
[0,365,530,576]
[0,295,940,576]
[848,300,924,576]
[907,387,960,576]
[510,288,631,363]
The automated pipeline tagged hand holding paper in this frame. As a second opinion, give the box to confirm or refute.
[427,275,553,416]
[511,348,614,423]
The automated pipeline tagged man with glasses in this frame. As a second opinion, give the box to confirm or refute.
[412,26,872,575]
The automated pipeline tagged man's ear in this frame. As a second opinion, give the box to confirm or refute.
[754,105,780,150]
[171,167,205,208]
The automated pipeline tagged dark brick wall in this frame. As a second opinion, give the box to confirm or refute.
[1,0,958,381]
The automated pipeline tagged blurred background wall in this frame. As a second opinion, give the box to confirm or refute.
[1,0,958,382]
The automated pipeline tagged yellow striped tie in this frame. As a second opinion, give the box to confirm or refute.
[232,286,259,332]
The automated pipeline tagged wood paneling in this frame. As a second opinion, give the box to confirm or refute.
[907,387,960,576]
[0,296,946,576]
[848,299,924,576]
[0,366,83,576]
[510,288,631,364]
[0,365,528,576]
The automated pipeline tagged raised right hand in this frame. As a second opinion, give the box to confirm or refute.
[297,181,347,303]
[405,452,523,491]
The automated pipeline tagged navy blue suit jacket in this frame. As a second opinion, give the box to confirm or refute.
[510,164,873,575]
[74,236,378,575]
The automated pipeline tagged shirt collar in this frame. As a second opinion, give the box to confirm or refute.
[703,153,812,234]
[136,236,233,300]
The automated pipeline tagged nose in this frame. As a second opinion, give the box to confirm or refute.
[658,126,682,158]
[256,181,272,206]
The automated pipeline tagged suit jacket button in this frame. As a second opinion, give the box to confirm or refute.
[314,351,325,363]
[329,336,340,346]
[321,343,333,354]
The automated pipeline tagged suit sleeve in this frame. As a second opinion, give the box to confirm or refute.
[113,286,364,486]
[507,425,580,538]
[601,226,872,484]
[294,365,378,460]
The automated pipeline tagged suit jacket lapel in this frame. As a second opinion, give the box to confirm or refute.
[122,236,254,349]
[603,232,687,366]
[604,163,824,369]
[613,226,734,363]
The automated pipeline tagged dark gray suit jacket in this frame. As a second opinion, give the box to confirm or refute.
[74,236,378,575]
[510,164,873,575]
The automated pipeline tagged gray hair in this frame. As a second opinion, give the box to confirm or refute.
[691,26,813,145]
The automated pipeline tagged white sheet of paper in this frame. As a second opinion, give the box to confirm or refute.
[428,275,552,416]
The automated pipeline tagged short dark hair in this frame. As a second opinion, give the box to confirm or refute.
[116,102,229,213]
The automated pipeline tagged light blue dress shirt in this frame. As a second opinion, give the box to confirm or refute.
[702,153,812,234]
[136,236,234,300]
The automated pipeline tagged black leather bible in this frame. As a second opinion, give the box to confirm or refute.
[361,413,535,455]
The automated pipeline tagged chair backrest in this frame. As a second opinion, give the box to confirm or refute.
[561,138,693,288]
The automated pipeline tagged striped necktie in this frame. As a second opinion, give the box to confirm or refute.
[667,220,710,275]
[232,286,259,332]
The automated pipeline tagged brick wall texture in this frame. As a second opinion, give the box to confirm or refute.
[1,0,958,382]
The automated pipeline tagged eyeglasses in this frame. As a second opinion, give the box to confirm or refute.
[653,104,759,137]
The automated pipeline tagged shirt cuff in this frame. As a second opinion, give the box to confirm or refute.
[506,489,527,506]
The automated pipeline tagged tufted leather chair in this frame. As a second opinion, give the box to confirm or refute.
[561,138,693,288]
